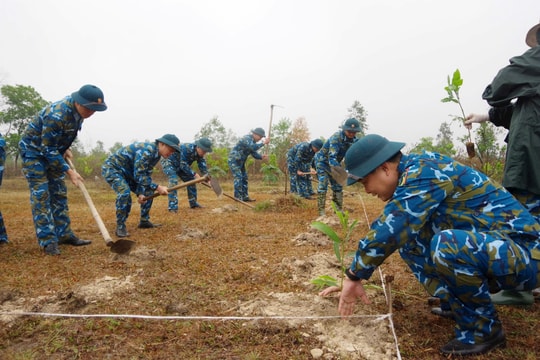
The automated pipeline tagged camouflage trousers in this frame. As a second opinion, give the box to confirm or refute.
[287,163,314,198]
[162,167,198,210]
[0,167,6,242]
[20,156,75,247]
[315,163,343,194]
[101,167,154,226]
[228,160,249,200]
[402,229,540,344]
[511,188,540,223]
[0,211,7,242]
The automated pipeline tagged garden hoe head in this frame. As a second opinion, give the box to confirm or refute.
[66,158,135,255]
[330,165,348,186]
[107,239,136,255]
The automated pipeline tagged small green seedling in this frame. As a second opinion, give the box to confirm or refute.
[441,69,475,157]
[310,202,358,290]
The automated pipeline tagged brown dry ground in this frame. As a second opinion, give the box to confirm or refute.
[0,175,538,360]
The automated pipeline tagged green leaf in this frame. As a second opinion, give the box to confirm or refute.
[310,275,338,289]
[311,221,341,244]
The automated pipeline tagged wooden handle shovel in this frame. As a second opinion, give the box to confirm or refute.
[67,159,135,254]
[201,181,254,209]
[143,174,210,201]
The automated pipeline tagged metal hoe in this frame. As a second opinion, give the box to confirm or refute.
[143,174,212,201]
[67,158,135,254]
[200,180,255,209]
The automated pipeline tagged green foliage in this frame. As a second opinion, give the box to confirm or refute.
[346,100,368,136]
[194,116,237,149]
[261,153,283,184]
[310,202,359,290]
[205,147,230,176]
[0,84,49,166]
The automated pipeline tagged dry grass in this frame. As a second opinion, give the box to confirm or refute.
[0,176,538,360]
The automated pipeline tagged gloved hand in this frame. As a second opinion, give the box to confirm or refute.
[464,113,489,130]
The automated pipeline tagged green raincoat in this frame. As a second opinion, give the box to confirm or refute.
[483,45,540,195]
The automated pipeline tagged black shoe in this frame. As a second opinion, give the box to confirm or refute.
[190,203,203,209]
[116,225,130,238]
[431,307,454,319]
[59,235,92,246]
[138,220,162,229]
[440,330,506,356]
[168,209,178,213]
[243,197,256,202]
[44,242,61,255]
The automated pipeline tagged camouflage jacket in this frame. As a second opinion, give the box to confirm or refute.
[314,131,357,168]
[286,142,316,172]
[228,134,264,164]
[0,134,5,183]
[161,143,208,177]
[102,142,161,196]
[349,151,540,280]
[18,96,83,173]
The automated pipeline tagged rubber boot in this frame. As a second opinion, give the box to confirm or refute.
[332,191,343,212]
[490,289,534,306]
[317,192,326,216]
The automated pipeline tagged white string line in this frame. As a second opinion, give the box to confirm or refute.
[1,311,390,322]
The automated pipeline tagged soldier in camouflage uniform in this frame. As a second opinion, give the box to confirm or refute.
[102,134,180,238]
[327,134,540,356]
[161,137,212,212]
[313,118,360,215]
[0,133,8,244]
[227,128,269,202]
[286,139,323,199]
[18,85,107,255]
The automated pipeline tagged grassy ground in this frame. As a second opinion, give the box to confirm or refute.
[0,176,538,359]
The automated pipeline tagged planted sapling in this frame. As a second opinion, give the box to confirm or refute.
[441,69,476,158]
[310,202,358,293]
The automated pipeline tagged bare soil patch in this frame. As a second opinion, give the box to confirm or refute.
[0,177,538,359]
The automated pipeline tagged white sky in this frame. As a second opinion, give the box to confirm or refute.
[1,0,539,152]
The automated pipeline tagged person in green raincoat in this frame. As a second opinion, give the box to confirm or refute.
[465,20,540,305]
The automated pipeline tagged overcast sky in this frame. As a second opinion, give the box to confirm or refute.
[1,0,539,152]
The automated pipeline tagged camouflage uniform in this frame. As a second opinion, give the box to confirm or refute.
[0,133,7,243]
[286,142,316,198]
[348,151,540,345]
[18,96,83,248]
[314,131,357,213]
[101,142,162,229]
[161,143,208,210]
[227,134,264,200]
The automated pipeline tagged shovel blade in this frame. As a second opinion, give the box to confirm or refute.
[209,177,223,197]
[330,166,348,186]
[108,239,136,254]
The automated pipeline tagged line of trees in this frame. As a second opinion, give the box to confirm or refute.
[1,84,505,183]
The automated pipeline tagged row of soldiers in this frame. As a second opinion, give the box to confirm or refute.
[0,84,359,255]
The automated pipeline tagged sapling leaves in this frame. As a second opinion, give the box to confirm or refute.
[441,69,475,157]
[310,202,359,290]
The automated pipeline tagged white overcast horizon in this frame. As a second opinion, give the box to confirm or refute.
[1,0,539,153]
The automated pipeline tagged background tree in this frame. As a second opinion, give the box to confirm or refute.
[471,122,505,180]
[409,122,456,156]
[268,117,292,173]
[346,100,368,136]
[194,116,237,149]
[289,116,311,145]
[0,84,48,168]
[434,122,456,156]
